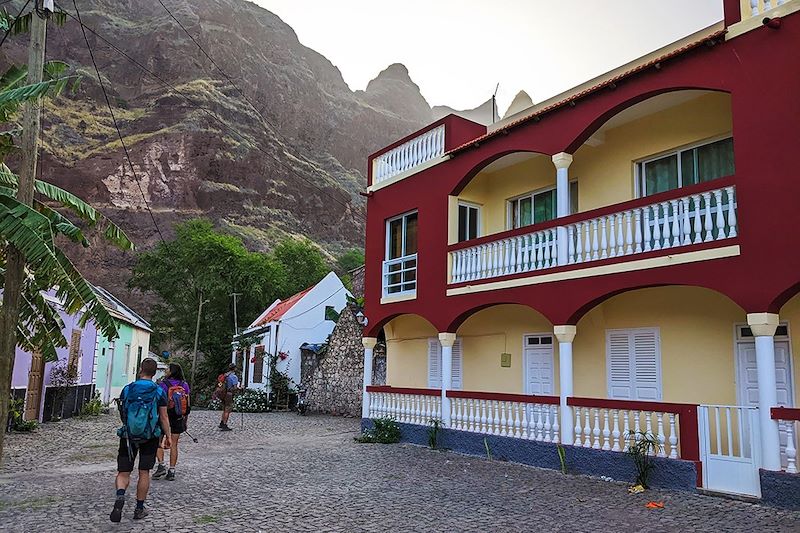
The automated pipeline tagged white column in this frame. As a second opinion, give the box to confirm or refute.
[439,332,456,427]
[552,153,573,267]
[747,313,782,471]
[554,325,576,446]
[361,337,378,419]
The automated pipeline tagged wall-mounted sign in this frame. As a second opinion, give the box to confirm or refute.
[500,352,512,368]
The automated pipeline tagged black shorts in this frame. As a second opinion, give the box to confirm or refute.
[168,413,186,434]
[117,437,159,472]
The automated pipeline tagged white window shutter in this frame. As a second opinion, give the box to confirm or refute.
[606,330,633,399]
[427,338,441,389]
[632,329,662,401]
[451,339,463,390]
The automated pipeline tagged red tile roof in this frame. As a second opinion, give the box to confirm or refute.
[252,286,313,327]
[448,30,727,156]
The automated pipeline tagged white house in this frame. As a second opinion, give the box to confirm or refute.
[233,272,350,391]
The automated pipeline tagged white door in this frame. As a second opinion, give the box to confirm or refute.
[737,339,794,467]
[103,342,116,403]
[699,405,762,497]
[524,335,554,395]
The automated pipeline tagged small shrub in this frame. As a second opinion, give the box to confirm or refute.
[427,418,442,450]
[556,444,567,474]
[206,397,222,411]
[356,417,401,444]
[79,391,104,417]
[233,388,270,413]
[7,397,38,432]
[626,431,661,488]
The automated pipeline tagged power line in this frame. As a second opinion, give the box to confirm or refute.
[55,2,365,222]
[70,0,166,243]
[0,0,32,50]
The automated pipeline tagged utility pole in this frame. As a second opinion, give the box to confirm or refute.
[230,292,241,336]
[190,292,207,386]
[0,1,50,465]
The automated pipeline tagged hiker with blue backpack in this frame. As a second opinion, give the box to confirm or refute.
[153,363,191,481]
[111,358,172,522]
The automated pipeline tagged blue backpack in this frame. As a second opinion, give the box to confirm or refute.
[118,380,161,443]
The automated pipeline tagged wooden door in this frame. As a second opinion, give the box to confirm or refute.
[24,351,45,421]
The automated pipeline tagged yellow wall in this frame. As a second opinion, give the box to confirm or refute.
[457,304,556,393]
[451,92,732,240]
[385,314,437,388]
[779,293,800,407]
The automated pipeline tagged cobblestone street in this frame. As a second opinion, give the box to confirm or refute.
[0,410,798,532]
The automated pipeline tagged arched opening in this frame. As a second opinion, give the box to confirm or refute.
[448,151,554,245]
[453,304,554,395]
[382,313,439,389]
[568,89,733,213]
[572,285,745,405]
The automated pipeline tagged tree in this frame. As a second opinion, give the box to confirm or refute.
[336,248,364,273]
[130,220,335,390]
[0,12,132,462]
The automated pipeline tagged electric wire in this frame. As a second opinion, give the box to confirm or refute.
[71,0,167,244]
[0,0,32,50]
[55,2,364,221]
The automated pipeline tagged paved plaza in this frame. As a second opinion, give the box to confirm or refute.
[0,410,798,532]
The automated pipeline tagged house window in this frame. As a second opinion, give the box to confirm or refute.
[252,345,265,384]
[427,338,463,389]
[508,181,578,229]
[136,346,143,374]
[457,202,481,242]
[384,211,418,295]
[123,344,131,376]
[606,328,662,401]
[636,137,734,197]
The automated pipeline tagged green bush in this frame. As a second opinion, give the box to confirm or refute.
[356,417,401,444]
[79,391,104,417]
[233,388,270,413]
[7,397,38,432]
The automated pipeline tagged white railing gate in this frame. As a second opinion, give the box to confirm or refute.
[698,405,762,497]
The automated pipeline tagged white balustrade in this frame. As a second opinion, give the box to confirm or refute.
[772,414,799,474]
[383,254,417,296]
[448,394,560,443]
[570,405,684,459]
[373,125,445,184]
[367,389,441,425]
[565,186,737,266]
[451,228,558,283]
[747,0,785,18]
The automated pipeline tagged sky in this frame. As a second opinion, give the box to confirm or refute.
[254,0,723,115]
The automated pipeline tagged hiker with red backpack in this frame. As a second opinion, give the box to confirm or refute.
[215,363,240,431]
[153,363,191,481]
[111,358,171,522]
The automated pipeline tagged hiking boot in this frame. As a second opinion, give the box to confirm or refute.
[152,464,167,479]
[133,507,148,520]
[218,422,225,428]
[220,424,232,431]
[165,469,175,481]
[109,497,124,523]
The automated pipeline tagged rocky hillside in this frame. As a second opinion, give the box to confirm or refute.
[0,0,439,307]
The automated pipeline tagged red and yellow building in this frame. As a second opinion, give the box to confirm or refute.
[361,1,800,500]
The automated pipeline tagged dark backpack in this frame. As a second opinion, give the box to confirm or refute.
[118,381,161,443]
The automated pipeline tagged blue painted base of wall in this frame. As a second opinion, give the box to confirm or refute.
[361,419,697,491]
[760,469,800,510]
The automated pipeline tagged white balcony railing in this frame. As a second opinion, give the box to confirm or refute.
[373,125,445,185]
[746,0,786,19]
[382,253,417,297]
[448,391,561,442]
[449,185,737,285]
[367,386,441,424]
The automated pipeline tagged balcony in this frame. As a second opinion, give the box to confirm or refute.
[726,0,800,38]
[449,179,737,291]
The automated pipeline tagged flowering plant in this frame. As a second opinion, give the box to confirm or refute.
[233,388,270,413]
[278,351,289,361]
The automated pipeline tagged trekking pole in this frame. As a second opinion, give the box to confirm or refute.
[184,430,199,443]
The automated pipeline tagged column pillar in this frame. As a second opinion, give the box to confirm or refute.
[554,325,576,445]
[361,337,378,419]
[552,152,573,266]
[439,332,457,427]
[747,313,782,471]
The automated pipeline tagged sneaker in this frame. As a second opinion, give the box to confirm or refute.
[133,507,148,520]
[109,497,124,523]
[218,422,225,428]
[165,469,175,481]
[220,424,232,432]
[152,464,167,479]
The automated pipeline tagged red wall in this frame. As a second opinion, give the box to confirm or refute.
[364,18,800,336]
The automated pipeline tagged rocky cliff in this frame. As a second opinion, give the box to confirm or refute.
[0,0,438,306]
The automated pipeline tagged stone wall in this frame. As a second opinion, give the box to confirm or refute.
[301,305,383,416]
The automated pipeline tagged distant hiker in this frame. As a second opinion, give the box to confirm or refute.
[111,358,171,522]
[153,363,190,481]
[218,363,240,431]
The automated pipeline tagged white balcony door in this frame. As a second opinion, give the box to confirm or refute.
[736,335,794,467]
[524,334,554,395]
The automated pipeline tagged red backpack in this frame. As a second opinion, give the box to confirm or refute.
[212,373,226,400]
[167,384,189,417]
